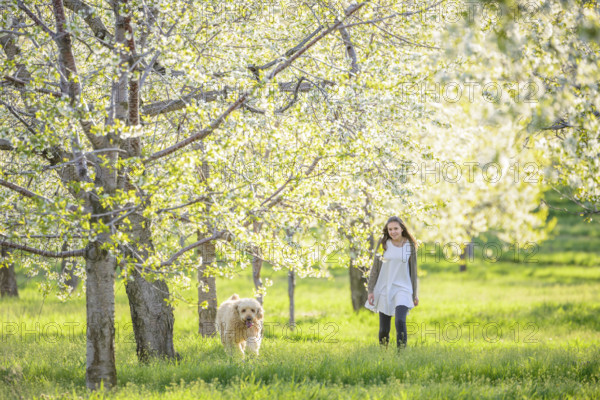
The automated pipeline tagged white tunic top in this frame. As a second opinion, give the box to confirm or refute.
[366,239,414,316]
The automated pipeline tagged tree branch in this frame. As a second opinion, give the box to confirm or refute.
[542,117,574,130]
[159,230,231,267]
[155,196,211,214]
[338,23,359,78]
[339,0,445,28]
[0,100,38,136]
[16,0,57,38]
[0,178,51,203]
[141,87,229,117]
[52,0,81,99]
[143,3,366,164]
[143,93,249,164]
[0,240,86,258]
[0,139,14,150]
[247,25,324,79]
[124,9,140,126]
[63,0,111,40]
[2,75,63,97]
[267,3,366,80]
[243,77,308,115]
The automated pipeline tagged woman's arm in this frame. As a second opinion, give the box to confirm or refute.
[367,255,382,294]
[409,243,419,305]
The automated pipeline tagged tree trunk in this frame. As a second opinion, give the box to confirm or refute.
[124,213,177,361]
[0,246,18,298]
[125,268,176,361]
[0,263,18,298]
[348,234,373,312]
[251,220,264,304]
[60,241,79,291]
[349,257,367,312]
[459,241,474,272]
[196,142,218,337]
[288,268,296,328]
[198,236,218,337]
[252,246,264,305]
[85,241,117,390]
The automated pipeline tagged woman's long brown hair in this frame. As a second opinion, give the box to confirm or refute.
[377,216,418,253]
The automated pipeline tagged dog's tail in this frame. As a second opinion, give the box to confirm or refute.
[229,293,240,300]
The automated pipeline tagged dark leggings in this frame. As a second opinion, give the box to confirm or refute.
[379,305,409,348]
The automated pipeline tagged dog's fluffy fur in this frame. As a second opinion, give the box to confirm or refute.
[215,294,264,358]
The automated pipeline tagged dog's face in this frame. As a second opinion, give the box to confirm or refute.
[234,298,263,328]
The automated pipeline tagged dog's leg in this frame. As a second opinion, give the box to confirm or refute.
[236,342,245,359]
[246,325,262,356]
[246,336,261,356]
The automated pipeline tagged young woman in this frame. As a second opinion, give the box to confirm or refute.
[366,216,419,349]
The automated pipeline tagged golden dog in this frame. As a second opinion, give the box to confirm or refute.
[215,294,264,358]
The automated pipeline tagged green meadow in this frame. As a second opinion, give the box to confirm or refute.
[1,191,599,399]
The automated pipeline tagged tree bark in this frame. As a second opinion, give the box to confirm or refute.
[85,240,117,390]
[459,241,474,272]
[288,269,296,328]
[123,213,177,361]
[198,236,218,337]
[125,267,176,360]
[0,246,18,298]
[196,141,218,337]
[252,246,264,305]
[349,257,367,312]
[348,232,373,312]
[252,220,264,305]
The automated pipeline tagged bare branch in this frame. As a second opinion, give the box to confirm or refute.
[63,0,111,40]
[141,87,230,117]
[542,117,574,130]
[339,0,445,28]
[143,93,249,164]
[159,230,231,267]
[278,79,317,92]
[259,155,322,210]
[155,196,211,214]
[267,4,366,80]
[374,22,440,50]
[52,0,82,99]
[16,0,57,38]
[277,76,308,114]
[338,24,359,78]
[0,139,14,151]
[138,51,160,90]
[243,77,308,115]
[0,240,86,258]
[2,75,63,97]
[0,178,51,203]
[17,234,85,239]
[541,187,600,215]
[247,25,324,79]
[0,100,38,136]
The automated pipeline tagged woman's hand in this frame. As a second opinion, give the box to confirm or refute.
[368,293,374,306]
[413,296,419,307]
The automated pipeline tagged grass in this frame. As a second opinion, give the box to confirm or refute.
[1,190,599,399]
